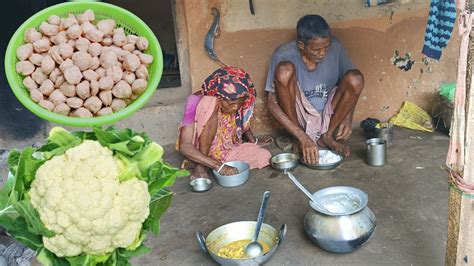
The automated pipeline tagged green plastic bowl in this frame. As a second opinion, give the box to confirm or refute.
[5,2,163,127]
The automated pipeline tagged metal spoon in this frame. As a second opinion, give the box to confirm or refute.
[286,171,332,214]
[217,162,228,174]
[244,191,270,258]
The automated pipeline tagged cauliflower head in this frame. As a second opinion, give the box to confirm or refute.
[28,140,150,257]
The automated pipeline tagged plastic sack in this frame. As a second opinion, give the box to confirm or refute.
[439,82,456,103]
[389,101,434,132]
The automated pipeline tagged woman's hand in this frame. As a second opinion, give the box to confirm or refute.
[220,165,239,176]
[255,135,274,147]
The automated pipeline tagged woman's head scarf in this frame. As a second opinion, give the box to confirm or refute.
[200,66,256,138]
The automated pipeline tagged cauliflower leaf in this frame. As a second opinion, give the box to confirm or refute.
[0,126,188,266]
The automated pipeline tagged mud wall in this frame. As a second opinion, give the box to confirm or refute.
[177,0,459,134]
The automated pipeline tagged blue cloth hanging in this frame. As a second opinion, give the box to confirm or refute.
[422,0,457,60]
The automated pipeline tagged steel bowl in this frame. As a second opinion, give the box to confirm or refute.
[300,150,343,170]
[212,161,250,187]
[190,178,212,193]
[304,186,376,253]
[270,153,299,172]
[197,221,286,265]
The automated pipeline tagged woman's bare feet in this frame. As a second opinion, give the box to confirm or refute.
[190,164,209,180]
[318,133,350,157]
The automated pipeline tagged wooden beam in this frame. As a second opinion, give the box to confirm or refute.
[446,16,474,263]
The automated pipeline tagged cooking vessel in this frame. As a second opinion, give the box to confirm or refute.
[304,186,376,253]
[271,154,376,253]
[197,221,286,265]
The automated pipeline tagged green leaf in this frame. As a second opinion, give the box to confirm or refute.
[125,231,145,251]
[66,253,111,266]
[102,251,117,266]
[0,204,15,218]
[143,189,173,235]
[13,199,55,237]
[47,127,81,147]
[115,154,142,182]
[92,127,151,160]
[12,148,44,198]
[37,248,69,266]
[38,128,82,160]
[7,150,20,176]
[72,131,97,141]
[0,215,21,235]
[37,145,70,161]
[107,141,136,156]
[93,127,134,145]
[133,142,164,176]
[147,162,188,195]
[103,251,130,266]
[0,172,16,217]
[0,216,43,250]
[118,245,151,258]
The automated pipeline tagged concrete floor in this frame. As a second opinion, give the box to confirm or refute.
[130,127,450,266]
[0,126,449,265]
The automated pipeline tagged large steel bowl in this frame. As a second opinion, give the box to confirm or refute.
[304,186,376,253]
[197,221,286,265]
[212,161,250,187]
[270,153,299,172]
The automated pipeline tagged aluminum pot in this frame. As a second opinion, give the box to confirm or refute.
[197,221,286,265]
[303,186,376,253]
[213,161,250,187]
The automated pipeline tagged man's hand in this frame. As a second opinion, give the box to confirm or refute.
[300,135,319,165]
[335,116,353,141]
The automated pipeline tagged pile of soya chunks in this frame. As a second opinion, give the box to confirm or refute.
[15,9,153,117]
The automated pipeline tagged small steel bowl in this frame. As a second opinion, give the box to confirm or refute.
[300,150,343,170]
[190,178,212,193]
[271,153,299,172]
[212,161,250,187]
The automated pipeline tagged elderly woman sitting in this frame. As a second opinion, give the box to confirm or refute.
[178,66,272,179]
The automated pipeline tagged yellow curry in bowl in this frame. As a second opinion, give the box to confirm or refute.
[217,239,271,259]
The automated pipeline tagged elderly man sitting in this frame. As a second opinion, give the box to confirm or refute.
[266,14,364,164]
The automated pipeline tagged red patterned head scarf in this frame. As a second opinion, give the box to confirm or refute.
[200,66,256,138]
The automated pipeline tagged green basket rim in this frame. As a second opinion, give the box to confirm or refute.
[5,1,163,127]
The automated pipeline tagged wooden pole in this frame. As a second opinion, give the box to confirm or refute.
[445,2,474,264]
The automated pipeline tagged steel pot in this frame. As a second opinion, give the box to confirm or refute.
[213,161,250,187]
[197,221,286,265]
[303,186,376,253]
